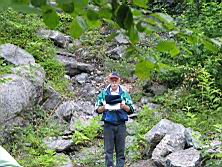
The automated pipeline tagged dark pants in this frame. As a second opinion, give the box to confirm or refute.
[104,122,126,167]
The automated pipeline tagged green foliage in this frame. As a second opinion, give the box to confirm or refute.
[0,58,13,76]
[3,106,66,167]
[0,9,72,96]
[72,116,102,145]
[157,40,180,57]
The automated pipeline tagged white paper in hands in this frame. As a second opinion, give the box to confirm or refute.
[105,103,121,110]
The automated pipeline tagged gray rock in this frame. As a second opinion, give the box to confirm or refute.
[166,148,201,167]
[126,121,139,135]
[0,44,35,65]
[44,137,73,152]
[184,128,202,149]
[126,136,137,150]
[0,116,27,145]
[152,134,185,167]
[129,159,157,167]
[145,119,186,145]
[125,135,141,163]
[150,84,167,96]
[207,139,222,154]
[71,145,104,166]
[69,115,92,131]
[147,103,160,110]
[37,29,72,48]
[106,45,126,60]
[144,119,186,157]
[143,82,168,96]
[0,74,37,123]
[141,97,150,104]
[75,73,88,84]
[42,86,63,111]
[55,101,76,122]
[56,55,93,77]
[74,100,94,115]
[55,100,94,124]
[56,153,73,167]
[12,64,45,103]
[115,33,129,44]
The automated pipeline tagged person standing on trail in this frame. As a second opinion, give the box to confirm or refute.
[95,72,134,167]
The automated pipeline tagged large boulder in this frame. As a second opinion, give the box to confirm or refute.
[56,55,93,77]
[0,44,35,65]
[145,119,186,156]
[144,119,202,167]
[166,148,201,167]
[152,134,185,166]
[0,74,39,123]
[0,64,45,144]
[55,100,95,131]
[37,29,72,48]
[12,64,45,102]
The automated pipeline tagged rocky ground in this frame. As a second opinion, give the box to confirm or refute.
[0,28,221,167]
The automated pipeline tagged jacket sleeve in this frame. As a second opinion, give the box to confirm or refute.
[95,90,106,114]
[123,91,135,114]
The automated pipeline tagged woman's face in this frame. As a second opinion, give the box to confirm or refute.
[110,77,120,91]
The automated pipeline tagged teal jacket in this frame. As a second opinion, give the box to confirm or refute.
[95,85,134,124]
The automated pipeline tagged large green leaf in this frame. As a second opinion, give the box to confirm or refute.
[202,38,219,53]
[99,4,112,19]
[42,6,59,29]
[116,4,133,30]
[73,0,88,14]
[87,6,99,21]
[56,0,74,13]
[69,16,88,38]
[133,0,148,8]
[128,26,139,44]
[157,40,180,57]
[93,0,108,6]
[31,0,46,7]
[135,60,155,80]
[151,13,175,30]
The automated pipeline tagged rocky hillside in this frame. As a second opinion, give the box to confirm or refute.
[0,6,221,167]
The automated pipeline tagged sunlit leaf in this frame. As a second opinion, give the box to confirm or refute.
[157,40,180,57]
[151,13,175,30]
[116,4,133,30]
[31,0,46,7]
[135,60,155,80]
[136,21,146,32]
[99,4,112,19]
[93,0,108,6]
[87,6,99,21]
[73,0,88,14]
[202,38,219,53]
[69,16,87,38]
[128,26,139,44]
[133,0,148,8]
[42,6,59,29]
